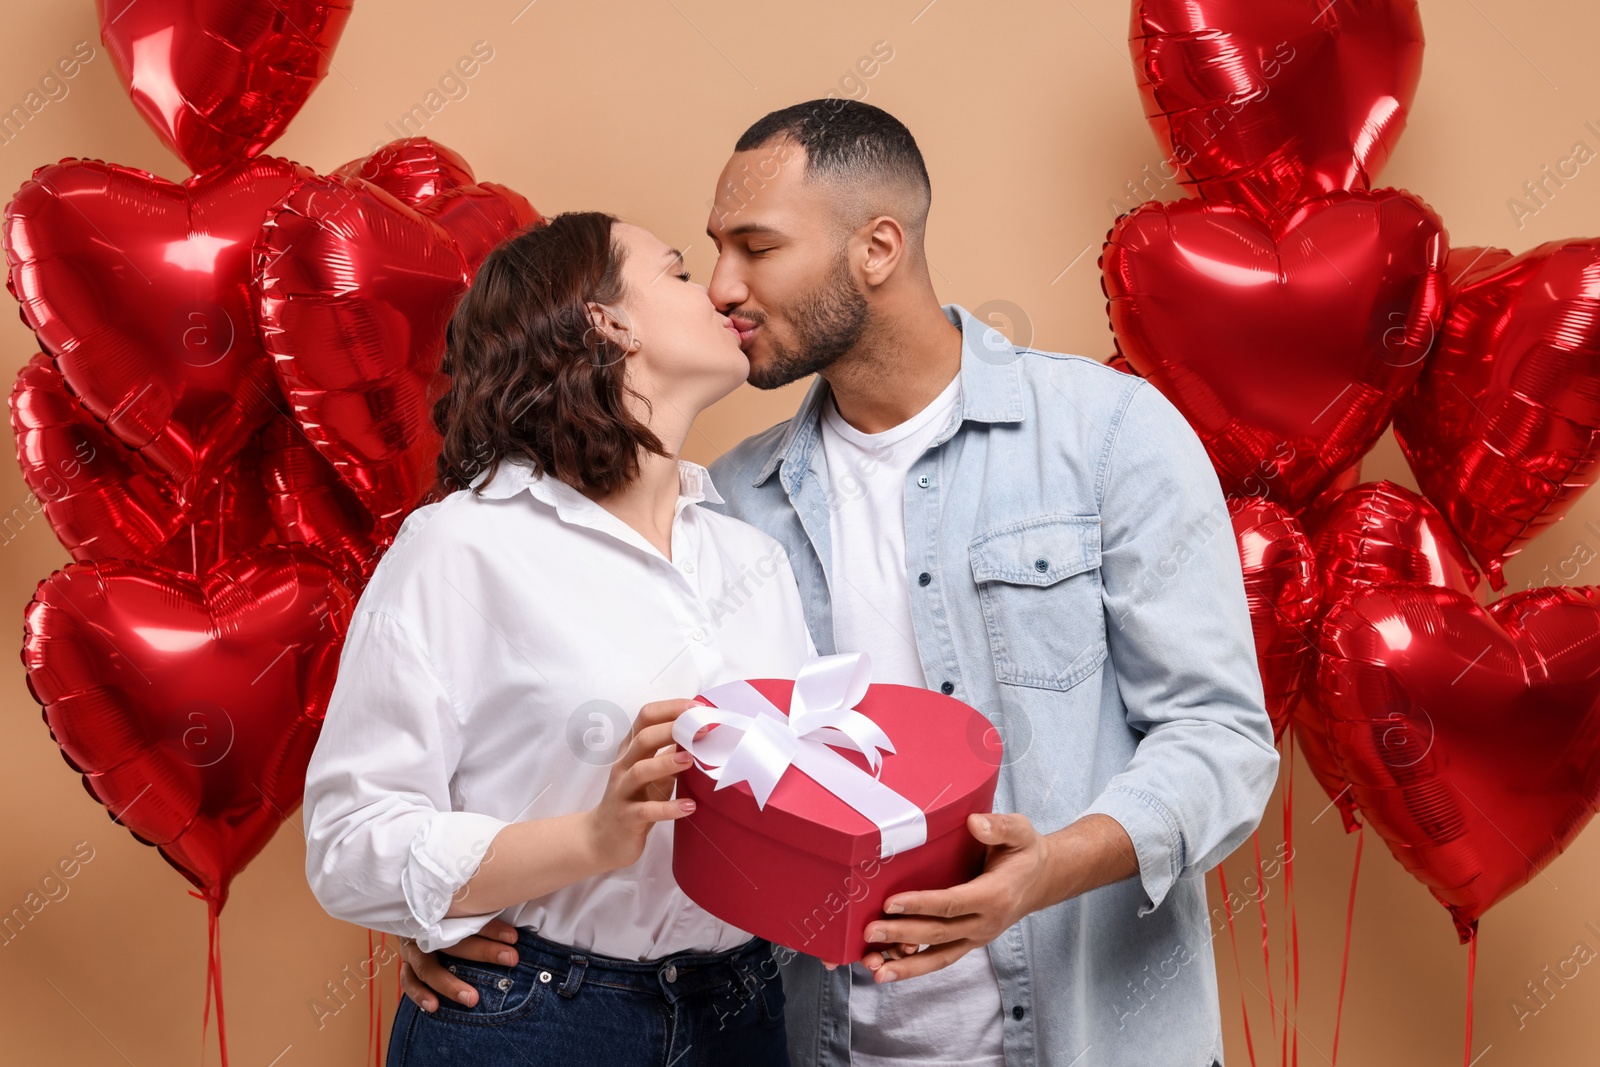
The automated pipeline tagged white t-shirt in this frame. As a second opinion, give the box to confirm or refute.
[819,373,1008,1067]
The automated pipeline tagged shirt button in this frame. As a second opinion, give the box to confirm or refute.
[940,681,954,695]
[682,561,696,574]
[691,628,707,642]
[917,475,931,488]
[1035,558,1049,573]
[1012,1005,1026,1020]
[918,572,931,586]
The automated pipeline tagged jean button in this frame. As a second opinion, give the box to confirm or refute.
[664,963,679,982]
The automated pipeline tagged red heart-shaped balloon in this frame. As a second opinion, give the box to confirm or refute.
[1307,582,1600,939]
[22,546,355,907]
[1131,0,1425,216]
[1293,480,1481,832]
[1102,189,1447,511]
[259,414,379,586]
[1393,238,1600,590]
[5,156,313,490]
[10,351,274,572]
[95,0,355,174]
[255,139,541,538]
[1302,479,1482,609]
[1230,496,1318,742]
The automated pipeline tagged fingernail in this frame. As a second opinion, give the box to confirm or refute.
[459,990,475,1004]
[884,902,904,914]
[880,968,896,982]
[679,799,696,812]
[975,815,991,834]
[675,751,693,764]
[866,927,882,941]
[498,950,516,964]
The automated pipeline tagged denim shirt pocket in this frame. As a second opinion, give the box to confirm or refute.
[968,514,1107,691]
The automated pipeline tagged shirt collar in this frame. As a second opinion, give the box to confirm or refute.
[469,456,725,509]
[750,302,1026,488]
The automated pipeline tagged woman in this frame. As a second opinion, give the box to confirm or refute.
[300,211,818,1066]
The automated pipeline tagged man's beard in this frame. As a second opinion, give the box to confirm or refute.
[746,253,869,390]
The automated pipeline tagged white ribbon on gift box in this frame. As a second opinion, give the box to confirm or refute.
[670,651,929,859]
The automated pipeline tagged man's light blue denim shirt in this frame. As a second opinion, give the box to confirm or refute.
[701,303,1279,1067]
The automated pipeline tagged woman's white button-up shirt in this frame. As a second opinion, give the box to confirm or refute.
[302,456,817,956]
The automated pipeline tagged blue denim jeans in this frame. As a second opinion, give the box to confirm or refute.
[387,926,790,1067]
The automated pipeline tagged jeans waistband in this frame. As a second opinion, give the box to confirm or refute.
[509,927,774,1003]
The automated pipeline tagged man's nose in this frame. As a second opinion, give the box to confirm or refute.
[706,253,746,311]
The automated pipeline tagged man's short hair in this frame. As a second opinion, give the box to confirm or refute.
[734,99,931,252]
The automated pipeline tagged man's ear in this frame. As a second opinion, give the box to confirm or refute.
[860,216,908,287]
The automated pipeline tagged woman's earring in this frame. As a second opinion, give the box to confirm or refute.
[629,335,641,350]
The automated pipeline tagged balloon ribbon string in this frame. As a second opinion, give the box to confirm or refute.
[1464,929,1479,1067]
[376,932,389,1066]
[1215,862,1260,1067]
[1285,730,1299,1067]
[189,890,229,1067]
[1332,823,1365,1065]
[1251,830,1276,1047]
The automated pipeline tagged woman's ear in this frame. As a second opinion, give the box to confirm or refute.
[584,301,636,351]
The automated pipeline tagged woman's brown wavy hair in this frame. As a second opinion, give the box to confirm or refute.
[432,211,668,498]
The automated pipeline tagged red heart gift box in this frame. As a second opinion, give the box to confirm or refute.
[670,653,1003,966]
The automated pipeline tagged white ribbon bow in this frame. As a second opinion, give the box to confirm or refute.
[671,652,929,858]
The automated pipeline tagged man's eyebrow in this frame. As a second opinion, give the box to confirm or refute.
[705,223,786,240]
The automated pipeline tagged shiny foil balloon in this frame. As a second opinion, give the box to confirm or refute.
[1293,480,1481,831]
[10,352,274,572]
[1131,0,1425,217]
[1393,238,1600,591]
[259,415,380,586]
[1445,245,1516,290]
[21,546,355,908]
[1230,496,1318,742]
[11,351,181,562]
[1102,188,1448,512]
[95,0,354,174]
[4,156,314,490]
[1301,479,1481,610]
[254,138,541,539]
[1309,583,1600,940]
[163,430,276,576]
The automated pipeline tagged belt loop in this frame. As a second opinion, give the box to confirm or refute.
[730,953,759,996]
[557,954,588,998]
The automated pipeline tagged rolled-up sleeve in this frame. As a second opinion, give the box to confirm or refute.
[302,608,511,952]
[1080,380,1280,916]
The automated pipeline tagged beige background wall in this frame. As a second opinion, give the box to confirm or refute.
[3,1,1598,1063]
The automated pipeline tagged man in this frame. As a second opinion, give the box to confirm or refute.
[401,100,1278,1066]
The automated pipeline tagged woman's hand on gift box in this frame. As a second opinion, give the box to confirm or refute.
[852,811,1138,983]
[581,698,703,872]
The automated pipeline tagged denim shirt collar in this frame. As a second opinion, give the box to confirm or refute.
[750,302,1026,491]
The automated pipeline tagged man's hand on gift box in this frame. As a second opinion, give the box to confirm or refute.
[833,811,1138,983]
